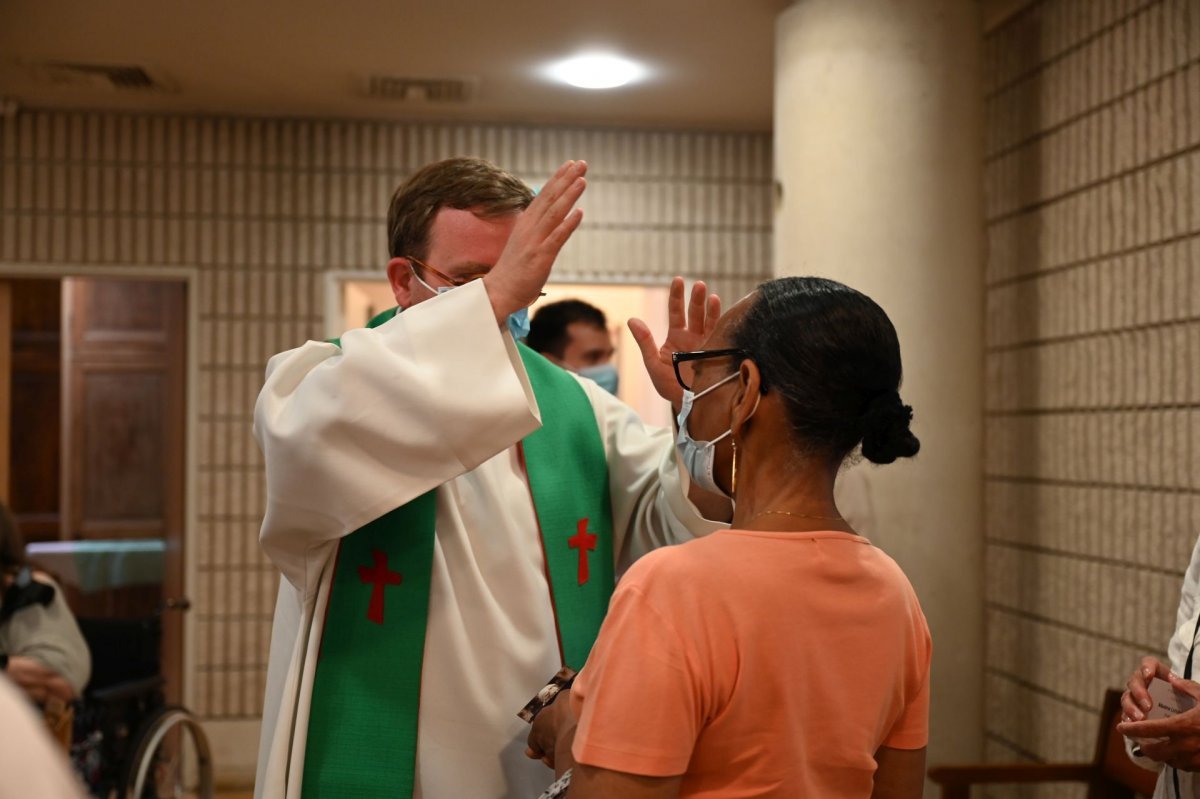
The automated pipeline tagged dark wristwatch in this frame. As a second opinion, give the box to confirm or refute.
[0,653,8,671]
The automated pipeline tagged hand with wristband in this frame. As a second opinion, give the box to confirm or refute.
[522,667,578,778]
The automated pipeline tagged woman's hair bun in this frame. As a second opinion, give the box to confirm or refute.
[860,392,920,465]
[731,277,918,467]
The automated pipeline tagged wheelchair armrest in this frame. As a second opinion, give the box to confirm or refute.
[88,675,165,703]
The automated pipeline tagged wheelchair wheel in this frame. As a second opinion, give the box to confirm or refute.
[122,705,213,799]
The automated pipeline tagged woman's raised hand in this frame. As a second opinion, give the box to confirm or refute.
[628,277,722,407]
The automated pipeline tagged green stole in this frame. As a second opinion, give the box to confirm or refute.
[302,309,615,798]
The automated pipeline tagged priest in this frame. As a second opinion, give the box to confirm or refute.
[252,157,727,798]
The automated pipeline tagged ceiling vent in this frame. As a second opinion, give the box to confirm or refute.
[365,75,478,104]
[22,61,175,92]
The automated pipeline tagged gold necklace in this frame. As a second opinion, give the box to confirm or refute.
[751,509,845,523]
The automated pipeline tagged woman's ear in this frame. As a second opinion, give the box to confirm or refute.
[731,359,763,437]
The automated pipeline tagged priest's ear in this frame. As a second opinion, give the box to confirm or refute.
[387,257,415,309]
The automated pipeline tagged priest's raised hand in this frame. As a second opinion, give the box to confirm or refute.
[484,159,588,328]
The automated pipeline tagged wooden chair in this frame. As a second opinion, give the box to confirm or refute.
[928,689,1160,798]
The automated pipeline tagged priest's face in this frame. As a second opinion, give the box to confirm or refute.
[386,207,520,308]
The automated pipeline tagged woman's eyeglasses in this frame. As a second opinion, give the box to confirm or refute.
[671,349,748,391]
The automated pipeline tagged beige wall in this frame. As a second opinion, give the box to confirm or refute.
[774,0,986,772]
[0,109,772,779]
[982,0,1200,792]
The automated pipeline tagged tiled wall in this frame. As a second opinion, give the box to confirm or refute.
[0,110,773,719]
[983,0,1200,792]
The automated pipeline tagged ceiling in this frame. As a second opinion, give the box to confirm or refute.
[0,0,793,132]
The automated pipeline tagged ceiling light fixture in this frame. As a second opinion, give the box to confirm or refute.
[544,54,647,90]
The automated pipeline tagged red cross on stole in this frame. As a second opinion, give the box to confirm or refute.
[567,518,598,586]
[358,549,403,624]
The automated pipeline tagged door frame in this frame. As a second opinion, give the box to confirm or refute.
[0,261,201,711]
[322,268,681,339]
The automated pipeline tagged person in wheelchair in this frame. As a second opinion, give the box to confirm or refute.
[0,502,211,797]
[0,501,91,706]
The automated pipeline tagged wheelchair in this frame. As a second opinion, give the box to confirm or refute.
[71,614,213,799]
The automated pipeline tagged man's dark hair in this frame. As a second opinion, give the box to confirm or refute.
[386,157,534,260]
[526,300,608,358]
[731,276,920,466]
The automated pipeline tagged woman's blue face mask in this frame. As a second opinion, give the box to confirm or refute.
[675,371,759,498]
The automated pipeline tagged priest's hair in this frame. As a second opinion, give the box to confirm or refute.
[387,157,534,260]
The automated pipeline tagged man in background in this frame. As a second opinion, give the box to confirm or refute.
[527,299,619,394]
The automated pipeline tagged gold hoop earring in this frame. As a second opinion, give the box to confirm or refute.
[731,438,738,496]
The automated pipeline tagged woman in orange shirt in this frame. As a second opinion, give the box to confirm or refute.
[529,276,931,798]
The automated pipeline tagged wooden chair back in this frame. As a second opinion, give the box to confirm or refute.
[928,688,1160,799]
[1092,689,1159,798]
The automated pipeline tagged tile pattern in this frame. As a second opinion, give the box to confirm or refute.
[0,111,773,718]
[983,0,1200,793]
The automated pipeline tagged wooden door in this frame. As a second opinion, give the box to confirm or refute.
[3,279,63,540]
[0,281,10,506]
[61,277,187,703]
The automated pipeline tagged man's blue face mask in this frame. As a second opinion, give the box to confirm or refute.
[578,363,619,395]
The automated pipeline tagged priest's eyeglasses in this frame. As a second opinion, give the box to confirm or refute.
[406,255,546,296]
[671,349,748,391]
[406,255,486,288]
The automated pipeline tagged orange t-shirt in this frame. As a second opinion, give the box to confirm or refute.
[570,529,931,798]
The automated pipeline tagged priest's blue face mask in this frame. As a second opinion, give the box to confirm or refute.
[410,262,531,340]
[675,371,759,498]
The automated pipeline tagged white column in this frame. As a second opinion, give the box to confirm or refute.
[775,0,985,766]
